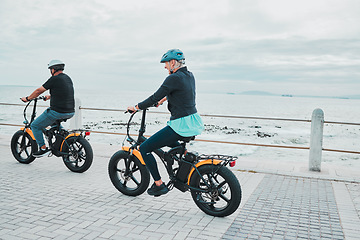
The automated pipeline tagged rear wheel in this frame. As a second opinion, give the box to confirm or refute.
[11,130,38,164]
[108,150,150,196]
[190,165,241,217]
[62,136,93,173]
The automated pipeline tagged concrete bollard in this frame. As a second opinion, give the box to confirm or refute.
[309,108,324,172]
[69,98,82,130]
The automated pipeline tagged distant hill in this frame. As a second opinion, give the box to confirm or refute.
[224,91,360,100]
[240,91,276,96]
[341,95,360,99]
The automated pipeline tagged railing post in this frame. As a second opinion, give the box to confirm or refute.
[69,98,82,129]
[309,108,324,172]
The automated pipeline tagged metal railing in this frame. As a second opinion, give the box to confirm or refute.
[78,106,360,154]
[1,101,359,171]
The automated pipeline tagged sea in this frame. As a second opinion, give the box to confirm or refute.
[1,85,359,167]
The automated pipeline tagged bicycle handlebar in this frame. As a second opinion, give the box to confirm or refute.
[38,96,47,101]
[21,96,47,125]
[20,95,47,103]
[124,102,159,114]
[124,109,137,114]
[124,103,159,145]
[124,110,138,144]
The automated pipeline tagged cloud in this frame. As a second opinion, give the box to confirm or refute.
[0,0,359,96]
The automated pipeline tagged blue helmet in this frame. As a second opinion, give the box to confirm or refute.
[160,49,185,63]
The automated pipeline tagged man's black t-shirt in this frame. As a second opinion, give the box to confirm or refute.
[43,73,75,113]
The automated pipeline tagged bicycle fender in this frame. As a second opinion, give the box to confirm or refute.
[121,146,146,165]
[60,133,81,151]
[65,133,81,139]
[20,127,35,140]
[187,159,222,185]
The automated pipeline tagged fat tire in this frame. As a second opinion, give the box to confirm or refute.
[62,136,93,173]
[108,150,150,196]
[190,165,241,217]
[11,130,38,164]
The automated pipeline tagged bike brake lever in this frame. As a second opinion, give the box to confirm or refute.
[125,109,137,114]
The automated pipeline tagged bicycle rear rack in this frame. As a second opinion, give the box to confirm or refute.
[198,154,238,168]
[198,154,238,162]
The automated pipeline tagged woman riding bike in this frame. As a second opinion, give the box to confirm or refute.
[127,49,204,196]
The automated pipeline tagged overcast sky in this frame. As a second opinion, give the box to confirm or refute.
[1,0,359,97]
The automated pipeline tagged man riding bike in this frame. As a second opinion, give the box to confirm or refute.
[127,49,204,196]
[21,60,75,158]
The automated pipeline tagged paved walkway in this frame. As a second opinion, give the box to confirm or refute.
[0,133,359,240]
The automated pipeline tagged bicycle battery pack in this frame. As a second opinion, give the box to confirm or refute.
[53,135,63,151]
[174,152,197,192]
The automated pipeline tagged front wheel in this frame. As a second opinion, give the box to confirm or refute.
[11,130,38,164]
[190,165,241,217]
[108,150,150,196]
[62,136,93,173]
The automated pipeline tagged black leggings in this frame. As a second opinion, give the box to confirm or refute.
[139,126,181,181]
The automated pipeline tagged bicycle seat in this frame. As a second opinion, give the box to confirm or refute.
[52,118,70,128]
[180,136,196,143]
[55,118,70,124]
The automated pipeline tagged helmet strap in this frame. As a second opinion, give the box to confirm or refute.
[50,69,62,76]
[169,60,182,74]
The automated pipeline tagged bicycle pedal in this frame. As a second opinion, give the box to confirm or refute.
[64,159,75,163]
[166,182,174,190]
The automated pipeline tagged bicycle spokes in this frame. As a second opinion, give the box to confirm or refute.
[190,164,241,217]
[62,137,93,173]
[108,151,150,196]
[17,135,34,158]
[119,159,141,186]
[18,136,28,154]
[11,130,38,164]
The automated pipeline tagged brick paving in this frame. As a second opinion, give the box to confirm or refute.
[0,134,360,239]
[0,138,260,240]
[347,184,360,218]
[223,175,344,239]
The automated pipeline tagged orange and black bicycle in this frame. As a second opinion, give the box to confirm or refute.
[11,96,93,173]
[108,108,241,217]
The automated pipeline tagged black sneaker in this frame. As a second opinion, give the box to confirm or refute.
[147,183,169,196]
[32,148,50,158]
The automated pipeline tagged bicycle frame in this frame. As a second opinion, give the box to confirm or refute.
[110,108,241,217]
[12,96,94,172]
[121,109,165,165]
[20,97,89,155]
[122,109,236,191]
